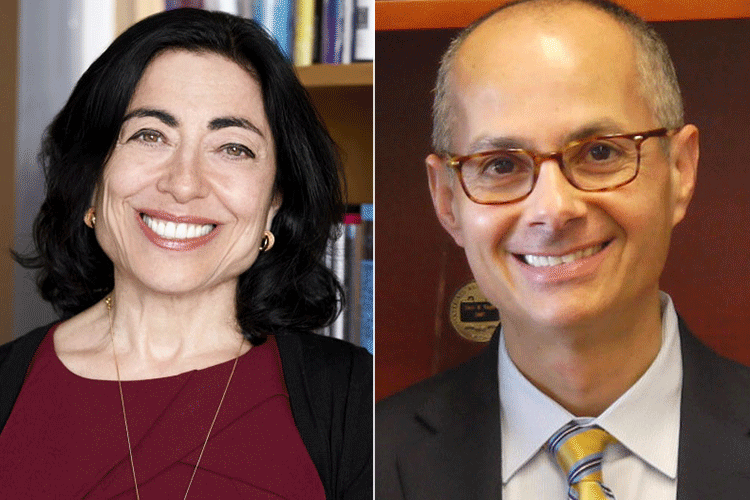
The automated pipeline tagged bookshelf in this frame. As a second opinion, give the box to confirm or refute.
[375,0,750,30]
[375,2,750,401]
[296,62,372,88]
[299,63,373,205]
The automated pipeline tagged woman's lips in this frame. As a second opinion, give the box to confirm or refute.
[136,210,221,251]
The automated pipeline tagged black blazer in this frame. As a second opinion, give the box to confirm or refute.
[376,317,750,499]
[0,324,373,500]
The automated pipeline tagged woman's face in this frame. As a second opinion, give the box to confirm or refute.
[94,49,280,296]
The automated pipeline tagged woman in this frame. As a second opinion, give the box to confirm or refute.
[0,8,371,499]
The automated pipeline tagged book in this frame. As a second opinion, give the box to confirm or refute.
[165,1,205,10]
[359,204,373,354]
[294,0,316,66]
[252,0,295,60]
[341,0,355,64]
[343,210,363,345]
[320,0,343,63]
[204,0,239,14]
[320,205,372,350]
[353,0,373,61]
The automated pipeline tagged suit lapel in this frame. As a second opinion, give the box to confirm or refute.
[676,319,750,500]
[396,333,502,500]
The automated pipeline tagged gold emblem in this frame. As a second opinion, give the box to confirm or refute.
[449,281,500,342]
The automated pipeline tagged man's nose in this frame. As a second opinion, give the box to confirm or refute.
[521,159,587,230]
[155,145,210,203]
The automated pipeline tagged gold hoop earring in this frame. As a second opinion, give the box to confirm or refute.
[259,230,275,252]
[84,208,96,228]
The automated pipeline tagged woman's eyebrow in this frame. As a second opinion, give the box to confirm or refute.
[208,116,264,138]
[122,108,178,127]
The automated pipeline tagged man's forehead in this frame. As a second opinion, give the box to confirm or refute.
[445,2,650,153]
[454,2,635,78]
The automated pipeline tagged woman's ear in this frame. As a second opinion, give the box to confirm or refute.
[266,190,282,228]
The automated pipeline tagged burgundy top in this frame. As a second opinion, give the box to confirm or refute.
[0,324,326,499]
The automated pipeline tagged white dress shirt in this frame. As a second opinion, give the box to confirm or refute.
[500,292,682,499]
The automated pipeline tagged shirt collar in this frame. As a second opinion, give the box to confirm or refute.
[499,292,682,483]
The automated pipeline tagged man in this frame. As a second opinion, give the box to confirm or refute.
[376,1,750,499]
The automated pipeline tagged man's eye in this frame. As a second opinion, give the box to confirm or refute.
[586,142,620,161]
[481,154,523,175]
[222,144,255,159]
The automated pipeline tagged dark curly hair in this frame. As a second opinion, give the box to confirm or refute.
[14,8,345,345]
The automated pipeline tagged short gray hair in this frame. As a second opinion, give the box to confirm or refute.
[432,0,684,153]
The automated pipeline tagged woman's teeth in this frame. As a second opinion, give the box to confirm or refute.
[142,214,215,240]
[523,243,604,267]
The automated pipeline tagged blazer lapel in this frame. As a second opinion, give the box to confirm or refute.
[676,318,750,500]
[396,333,503,500]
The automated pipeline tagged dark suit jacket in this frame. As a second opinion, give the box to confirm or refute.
[0,324,373,500]
[376,317,750,499]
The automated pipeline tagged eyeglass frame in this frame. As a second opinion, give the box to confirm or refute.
[441,127,679,205]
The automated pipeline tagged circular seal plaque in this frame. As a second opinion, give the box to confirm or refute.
[449,281,500,342]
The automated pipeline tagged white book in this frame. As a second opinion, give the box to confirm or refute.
[204,0,239,14]
[353,0,373,61]
[341,0,354,64]
[329,225,347,340]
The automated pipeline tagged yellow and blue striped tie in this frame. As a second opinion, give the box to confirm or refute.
[548,422,618,500]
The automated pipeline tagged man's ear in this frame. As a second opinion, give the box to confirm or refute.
[668,124,699,227]
[426,153,465,247]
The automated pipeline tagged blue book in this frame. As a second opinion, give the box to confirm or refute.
[253,0,295,60]
[320,0,343,63]
[359,204,373,354]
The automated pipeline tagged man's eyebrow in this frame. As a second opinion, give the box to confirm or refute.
[122,108,178,127]
[563,120,625,143]
[208,116,264,138]
[466,120,628,155]
[467,136,529,154]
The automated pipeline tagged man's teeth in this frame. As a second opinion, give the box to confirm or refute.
[142,214,214,240]
[523,244,603,267]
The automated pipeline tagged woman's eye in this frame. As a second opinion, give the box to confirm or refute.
[130,130,163,144]
[222,144,255,159]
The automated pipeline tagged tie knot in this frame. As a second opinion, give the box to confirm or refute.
[548,422,618,496]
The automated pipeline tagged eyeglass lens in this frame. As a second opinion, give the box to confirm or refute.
[460,136,642,203]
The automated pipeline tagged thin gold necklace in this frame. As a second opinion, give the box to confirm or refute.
[105,296,244,500]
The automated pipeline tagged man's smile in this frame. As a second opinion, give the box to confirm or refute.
[515,241,610,268]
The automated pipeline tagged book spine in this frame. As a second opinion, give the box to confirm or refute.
[165,0,205,9]
[320,0,343,63]
[254,0,294,60]
[353,0,373,61]
[343,210,363,345]
[294,0,315,66]
[203,0,239,14]
[237,0,253,18]
[341,0,354,64]
[329,222,346,340]
[359,203,373,354]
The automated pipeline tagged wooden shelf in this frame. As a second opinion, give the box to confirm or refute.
[295,63,373,204]
[376,0,750,30]
[296,62,373,88]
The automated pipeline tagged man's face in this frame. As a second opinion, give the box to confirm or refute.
[427,5,698,333]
